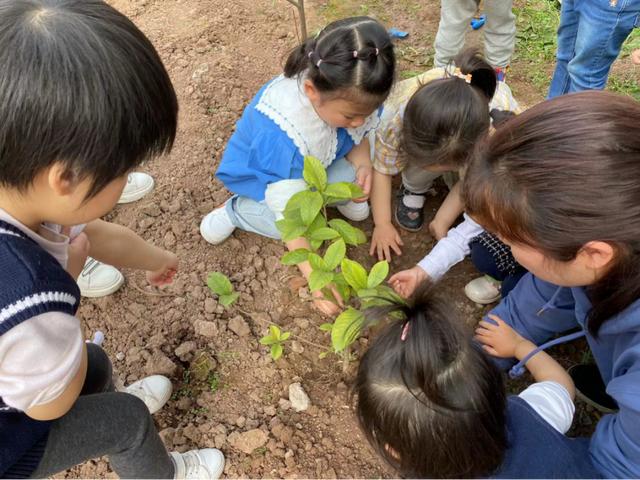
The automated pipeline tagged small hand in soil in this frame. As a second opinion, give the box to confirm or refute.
[146,251,179,286]
[312,284,343,316]
[370,222,403,261]
[389,265,428,298]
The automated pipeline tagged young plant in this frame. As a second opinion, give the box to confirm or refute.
[259,325,291,360]
[206,271,239,307]
[276,156,406,367]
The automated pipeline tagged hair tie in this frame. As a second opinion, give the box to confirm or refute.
[401,321,410,341]
[375,48,379,56]
[353,50,358,58]
[316,59,323,67]
[308,51,313,59]
[453,67,472,84]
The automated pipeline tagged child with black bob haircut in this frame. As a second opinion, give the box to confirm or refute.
[0,1,223,478]
[354,286,601,478]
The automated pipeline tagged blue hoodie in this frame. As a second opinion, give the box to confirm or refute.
[489,273,640,478]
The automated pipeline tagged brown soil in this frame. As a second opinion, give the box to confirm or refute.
[62,0,599,477]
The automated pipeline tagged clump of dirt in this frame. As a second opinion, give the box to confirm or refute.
[60,0,598,477]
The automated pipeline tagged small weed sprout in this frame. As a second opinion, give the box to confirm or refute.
[259,325,291,360]
[207,271,240,307]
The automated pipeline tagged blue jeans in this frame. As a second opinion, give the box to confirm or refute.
[226,157,357,240]
[548,0,640,98]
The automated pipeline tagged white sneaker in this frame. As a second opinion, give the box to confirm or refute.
[171,449,225,479]
[118,172,155,204]
[77,258,125,298]
[200,205,236,245]
[337,201,370,221]
[464,275,502,304]
[124,375,172,415]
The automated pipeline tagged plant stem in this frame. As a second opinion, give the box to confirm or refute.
[284,0,307,39]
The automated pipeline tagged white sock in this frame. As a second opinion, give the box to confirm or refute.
[402,193,426,209]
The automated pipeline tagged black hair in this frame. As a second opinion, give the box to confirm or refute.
[354,285,507,478]
[400,48,497,169]
[284,16,395,105]
[0,0,178,198]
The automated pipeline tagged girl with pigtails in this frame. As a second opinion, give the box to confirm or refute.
[201,16,395,316]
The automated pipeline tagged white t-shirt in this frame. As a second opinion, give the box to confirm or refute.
[0,210,84,411]
[519,381,575,434]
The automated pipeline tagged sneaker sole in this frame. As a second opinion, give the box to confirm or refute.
[117,181,155,204]
[79,276,125,298]
[464,288,501,305]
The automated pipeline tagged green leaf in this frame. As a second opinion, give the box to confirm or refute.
[328,219,367,246]
[271,343,283,360]
[300,191,323,226]
[308,212,327,231]
[323,239,346,270]
[219,292,240,307]
[308,270,333,292]
[310,239,324,251]
[357,285,407,306]
[280,331,291,341]
[269,325,281,339]
[207,272,233,296]
[276,218,308,241]
[324,182,353,201]
[333,273,352,304]
[331,307,365,352]
[308,253,328,271]
[319,323,334,332]
[347,183,365,199]
[310,227,340,242]
[259,335,277,345]
[367,261,390,288]
[319,351,329,359]
[341,259,368,291]
[303,156,328,192]
[281,249,311,265]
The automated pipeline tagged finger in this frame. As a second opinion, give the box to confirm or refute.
[390,241,402,256]
[396,235,404,246]
[369,240,377,257]
[363,173,372,196]
[383,245,392,262]
[482,345,500,357]
[389,272,401,283]
[487,314,503,326]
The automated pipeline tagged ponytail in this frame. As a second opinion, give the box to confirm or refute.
[284,16,395,103]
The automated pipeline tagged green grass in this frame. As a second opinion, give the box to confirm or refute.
[514,0,640,99]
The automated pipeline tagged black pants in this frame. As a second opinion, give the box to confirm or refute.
[29,343,174,479]
[470,232,526,298]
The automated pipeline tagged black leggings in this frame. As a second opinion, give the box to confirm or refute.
[28,343,174,479]
[470,232,527,298]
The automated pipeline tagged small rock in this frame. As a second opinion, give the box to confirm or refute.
[204,298,217,314]
[271,423,294,445]
[174,341,197,362]
[288,383,311,412]
[236,416,247,428]
[278,398,292,411]
[288,276,307,293]
[159,427,176,446]
[115,352,125,361]
[293,318,310,329]
[290,340,304,354]
[164,231,176,248]
[264,405,277,417]
[176,397,193,411]
[228,428,268,455]
[228,315,250,337]
[145,351,178,377]
[194,320,218,338]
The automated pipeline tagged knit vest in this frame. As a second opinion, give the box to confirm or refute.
[0,219,80,478]
[493,396,602,478]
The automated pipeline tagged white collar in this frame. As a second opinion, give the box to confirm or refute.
[255,74,379,167]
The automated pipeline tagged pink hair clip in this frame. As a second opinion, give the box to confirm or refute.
[401,322,410,341]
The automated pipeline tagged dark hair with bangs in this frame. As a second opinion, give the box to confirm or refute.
[284,16,395,106]
[0,0,178,198]
[354,286,506,478]
[400,48,497,169]
[463,91,640,336]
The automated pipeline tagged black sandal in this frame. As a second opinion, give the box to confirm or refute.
[568,364,618,413]
[394,187,426,232]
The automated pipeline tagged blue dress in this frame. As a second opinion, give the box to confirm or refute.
[215,75,379,202]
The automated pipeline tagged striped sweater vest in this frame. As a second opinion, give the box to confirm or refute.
[0,219,80,478]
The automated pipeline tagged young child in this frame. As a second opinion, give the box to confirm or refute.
[200,17,395,316]
[0,1,223,478]
[354,288,600,478]
[370,49,522,303]
[464,91,640,477]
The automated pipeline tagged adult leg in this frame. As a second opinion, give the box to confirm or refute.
[566,0,640,92]
[81,342,115,395]
[483,0,516,68]
[434,0,478,67]
[30,392,174,479]
[548,0,580,98]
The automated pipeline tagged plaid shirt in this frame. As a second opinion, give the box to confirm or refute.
[373,68,521,175]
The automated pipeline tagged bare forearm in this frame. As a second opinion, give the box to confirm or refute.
[26,344,87,421]
[515,340,575,400]
[371,170,393,225]
[84,219,168,272]
[433,181,464,229]
[286,237,314,278]
[346,138,372,169]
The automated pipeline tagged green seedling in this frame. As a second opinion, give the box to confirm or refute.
[206,271,240,307]
[259,325,291,360]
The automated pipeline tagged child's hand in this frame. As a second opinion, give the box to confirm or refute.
[389,266,428,298]
[354,165,373,202]
[66,232,91,280]
[632,49,640,65]
[146,251,178,286]
[428,220,449,241]
[312,284,344,316]
[370,222,404,261]
[475,314,526,358]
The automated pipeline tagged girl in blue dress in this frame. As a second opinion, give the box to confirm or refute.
[201,16,395,315]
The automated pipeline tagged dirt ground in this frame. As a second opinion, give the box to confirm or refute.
[64,0,602,477]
